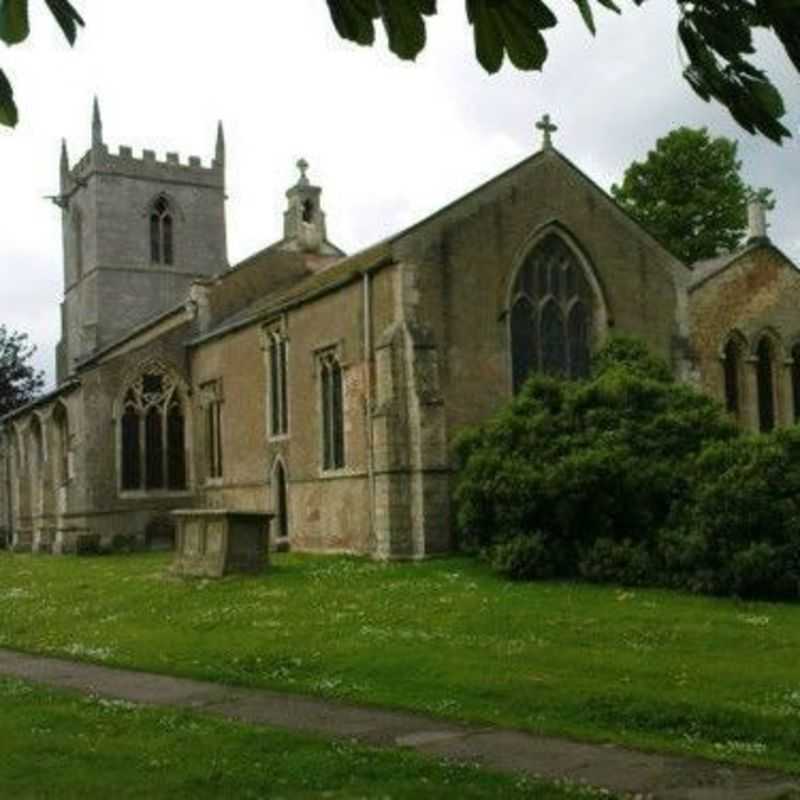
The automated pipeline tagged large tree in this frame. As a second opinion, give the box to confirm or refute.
[1,1,799,142]
[0,324,44,417]
[611,127,774,264]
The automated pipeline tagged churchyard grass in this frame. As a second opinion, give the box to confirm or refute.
[0,678,605,799]
[0,552,799,775]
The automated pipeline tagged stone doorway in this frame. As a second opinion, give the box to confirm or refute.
[272,460,290,550]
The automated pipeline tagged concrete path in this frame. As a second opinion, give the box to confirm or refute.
[0,648,797,800]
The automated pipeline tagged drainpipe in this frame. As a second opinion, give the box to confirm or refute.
[363,272,376,550]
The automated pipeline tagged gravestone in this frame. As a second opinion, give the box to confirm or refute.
[172,510,272,577]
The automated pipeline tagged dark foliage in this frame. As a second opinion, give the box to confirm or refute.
[455,336,800,601]
[0,324,45,418]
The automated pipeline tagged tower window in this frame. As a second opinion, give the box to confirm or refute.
[302,199,315,224]
[149,196,175,266]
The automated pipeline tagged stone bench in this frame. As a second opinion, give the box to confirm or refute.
[171,510,273,578]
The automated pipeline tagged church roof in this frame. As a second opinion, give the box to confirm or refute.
[191,145,687,347]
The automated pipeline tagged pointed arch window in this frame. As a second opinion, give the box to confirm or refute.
[756,337,776,433]
[266,329,289,438]
[119,365,187,492]
[510,233,594,391]
[320,352,345,471]
[723,337,743,417]
[792,343,800,424]
[150,196,175,265]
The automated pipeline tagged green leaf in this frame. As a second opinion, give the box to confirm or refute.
[380,0,428,61]
[0,67,18,127]
[325,0,380,47]
[0,0,29,46]
[44,0,84,46]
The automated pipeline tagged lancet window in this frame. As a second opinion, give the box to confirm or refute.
[149,195,174,265]
[756,337,776,433]
[320,352,345,471]
[723,337,743,417]
[267,330,289,438]
[510,234,593,392]
[792,344,800,423]
[120,366,187,492]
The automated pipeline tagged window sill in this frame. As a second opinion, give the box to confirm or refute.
[118,490,194,500]
[318,468,355,480]
[268,434,290,443]
[204,478,224,488]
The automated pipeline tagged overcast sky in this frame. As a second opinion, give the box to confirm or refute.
[2,1,799,387]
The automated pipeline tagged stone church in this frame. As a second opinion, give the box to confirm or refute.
[1,103,798,556]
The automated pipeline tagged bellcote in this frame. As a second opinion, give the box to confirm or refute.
[283,159,329,254]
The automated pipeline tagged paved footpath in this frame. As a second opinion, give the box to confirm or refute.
[0,648,797,800]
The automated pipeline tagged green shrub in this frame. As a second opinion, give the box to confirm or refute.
[672,429,800,599]
[454,336,736,557]
[490,533,557,580]
[578,538,653,586]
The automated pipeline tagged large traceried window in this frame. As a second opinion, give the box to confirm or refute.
[120,366,187,492]
[266,330,289,438]
[510,233,593,393]
[320,352,345,471]
[149,195,175,265]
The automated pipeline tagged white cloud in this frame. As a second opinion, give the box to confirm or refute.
[1,0,798,390]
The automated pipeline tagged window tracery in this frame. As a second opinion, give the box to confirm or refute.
[149,195,174,265]
[120,365,186,492]
[510,233,593,392]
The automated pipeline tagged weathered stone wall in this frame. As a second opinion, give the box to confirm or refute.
[689,246,800,430]
[189,267,397,555]
[393,150,689,444]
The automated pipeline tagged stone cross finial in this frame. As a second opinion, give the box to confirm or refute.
[536,113,558,150]
[297,158,310,185]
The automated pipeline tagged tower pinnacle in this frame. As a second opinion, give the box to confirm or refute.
[92,96,103,147]
[215,120,225,165]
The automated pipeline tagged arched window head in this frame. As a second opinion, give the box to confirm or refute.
[119,365,187,492]
[150,196,175,266]
[510,233,594,390]
[756,337,776,433]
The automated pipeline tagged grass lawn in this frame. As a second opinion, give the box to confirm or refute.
[0,678,606,799]
[1,552,799,774]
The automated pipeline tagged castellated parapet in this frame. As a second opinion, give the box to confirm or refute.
[68,141,225,191]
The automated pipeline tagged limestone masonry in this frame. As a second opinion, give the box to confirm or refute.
[1,104,797,556]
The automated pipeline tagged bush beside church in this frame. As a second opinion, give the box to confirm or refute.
[454,337,800,601]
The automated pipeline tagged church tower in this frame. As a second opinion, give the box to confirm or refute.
[56,100,228,383]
